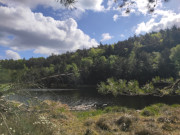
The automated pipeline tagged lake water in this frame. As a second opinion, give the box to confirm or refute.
[6,88,180,110]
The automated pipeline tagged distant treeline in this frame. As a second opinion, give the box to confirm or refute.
[0,26,180,88]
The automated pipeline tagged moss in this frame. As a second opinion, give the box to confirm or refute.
[75,110,104,119]
[141,104,162,116]
[171,104,180,108]
[103,106,128,113]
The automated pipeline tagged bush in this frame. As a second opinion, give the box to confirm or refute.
[158,116,179,124]
[135,128,162,135]
[141,82,155,93]
[116,116,132,131]
[162,123,175,131]
[141,104,161,116]
[0,112,55,135]
[98,78,142,96]
[96,118,111,131]
[84,129,98,135]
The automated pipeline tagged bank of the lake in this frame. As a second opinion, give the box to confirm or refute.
[0,95,180,135]
[5,88,180,110]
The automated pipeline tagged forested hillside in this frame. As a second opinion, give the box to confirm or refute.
[1,27,180,89]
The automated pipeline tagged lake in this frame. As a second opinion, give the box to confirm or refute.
[6,88,180,110]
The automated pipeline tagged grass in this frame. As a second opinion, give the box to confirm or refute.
[0,93,180,135]
[74,106,130,120]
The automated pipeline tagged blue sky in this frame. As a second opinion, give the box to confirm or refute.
[0,0,180,60]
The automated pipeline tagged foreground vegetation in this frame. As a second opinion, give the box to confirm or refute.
[0,84,179,135]
[0,94,180,135]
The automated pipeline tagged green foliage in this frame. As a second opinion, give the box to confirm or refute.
[0,67,12,83]
[152,76,174,83]
[141,82,155,93]
[103,106,128,113]
[0,113,54,135]
[152,76,161,83]
[1,27,180,88]
[98,78,154,96]
[81,57,93,68]
[141,103,166,116]
[75,110,104,119]
[170,44,180,71]
[0,84,12,93]
[89,48,104,58]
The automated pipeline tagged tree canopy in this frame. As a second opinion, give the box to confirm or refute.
[0,27,179,87]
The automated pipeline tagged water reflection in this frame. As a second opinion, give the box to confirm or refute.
[6,88,180,110]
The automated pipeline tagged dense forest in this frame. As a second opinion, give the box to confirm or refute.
[0,27,180,92]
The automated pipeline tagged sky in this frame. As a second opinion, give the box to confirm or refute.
[0,0,180,60]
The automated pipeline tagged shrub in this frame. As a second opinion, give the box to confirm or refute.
[141,104,161,116]
[116,116,132,131]
[162,123,175,131]
[141,82,155,93]
[84,119,95,126]
[127,80,140,94]
[135,128,162,135]
[158,116,179,124]
[84,129,98,135]
[98,78,142,96]
[96,118,111,131]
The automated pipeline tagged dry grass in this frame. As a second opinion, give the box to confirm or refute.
[0,96,180,135]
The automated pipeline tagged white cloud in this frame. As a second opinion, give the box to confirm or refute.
[101,33,113,42]
[135,10,180,35]
[0,6,98,55]
[107,0,115,10]
[134,0,149,15]
[5,50,21,60]
[120,34,125,38]
[111,0,163,20]
[113,14,119,21]
[76,0,105,12]
[0,0,105,12]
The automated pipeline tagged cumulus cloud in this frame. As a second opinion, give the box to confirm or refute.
[113,14,119,21]
[107,0,115,10]
[0,6,98,55]
[101,33,113,42]
[5,50,21,60]
[76,0,104,12]
[0,0,105,12]
[111,0,162,21]
[135,10,180,35]
[120,34,125,38]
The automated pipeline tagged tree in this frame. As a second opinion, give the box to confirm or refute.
[57,0,169,12]
[115,0,169,13]
[57,0,76,7]
[170,44,180,72]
